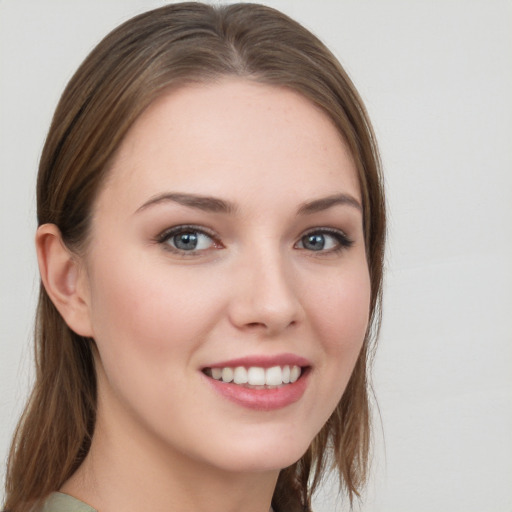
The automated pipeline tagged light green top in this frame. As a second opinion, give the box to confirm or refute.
[39,492,97,512]
[38,491,275,511]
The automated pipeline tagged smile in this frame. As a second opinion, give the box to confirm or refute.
[202,356,310,410]
[203,365,302,388]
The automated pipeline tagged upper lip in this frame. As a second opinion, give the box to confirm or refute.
[203,353,311,369]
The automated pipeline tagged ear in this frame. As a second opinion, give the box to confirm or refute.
[36,224,94,337]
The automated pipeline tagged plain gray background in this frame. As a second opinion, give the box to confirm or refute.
[1,1,511,511]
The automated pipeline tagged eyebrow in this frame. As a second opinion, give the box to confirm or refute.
[135,191,362,216]
[136,192,237,214]
[297,193,362,214]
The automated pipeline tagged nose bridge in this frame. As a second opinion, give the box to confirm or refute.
[230,241,301,334]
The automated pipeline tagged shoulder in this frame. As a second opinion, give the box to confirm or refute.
[36,493,97,512]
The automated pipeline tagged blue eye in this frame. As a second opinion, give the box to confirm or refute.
[158,226,217,253]
[296,230,353,252]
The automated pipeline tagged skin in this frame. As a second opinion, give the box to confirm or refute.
[37,79,371,512]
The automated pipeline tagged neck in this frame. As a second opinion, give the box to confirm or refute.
[61,392,279,512]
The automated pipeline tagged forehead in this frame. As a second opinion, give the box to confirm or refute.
[99,79,360,212]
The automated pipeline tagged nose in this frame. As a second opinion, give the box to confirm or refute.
[228,248,303,336]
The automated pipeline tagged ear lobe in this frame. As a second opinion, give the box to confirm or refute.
[36,224,94,337]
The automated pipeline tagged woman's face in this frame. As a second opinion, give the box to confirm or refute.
[80,79,371,474]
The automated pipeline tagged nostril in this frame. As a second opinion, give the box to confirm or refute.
[246,322,265,328]
[243,319,298,332]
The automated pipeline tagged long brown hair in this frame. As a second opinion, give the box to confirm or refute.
[4,3,385,511]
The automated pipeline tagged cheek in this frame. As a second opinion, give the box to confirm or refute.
[304,261,371,394]
[84,252,231,431]
[285,261,371,446]
[86,252,223,369]
[311,266,371,347]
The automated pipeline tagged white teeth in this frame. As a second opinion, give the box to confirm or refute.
[221,367,234,383]
[233,366,248,384]
[290,365,301,383]
[247,367,266,385]
[211,367,223,380]
[209,365,302,387]
[265,366,283,386]
[282,365,291,384]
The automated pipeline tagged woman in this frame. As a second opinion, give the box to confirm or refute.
[3,3,385,512]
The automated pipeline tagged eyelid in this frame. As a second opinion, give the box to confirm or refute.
[156,224,217,242]
[155,224,223,255]
[295,227,354,252]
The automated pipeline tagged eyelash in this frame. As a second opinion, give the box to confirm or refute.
[155,225,222,255]
[155,225,354,256]
[296,228,354,254]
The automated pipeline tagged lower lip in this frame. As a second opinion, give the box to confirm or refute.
[204,370,309,411]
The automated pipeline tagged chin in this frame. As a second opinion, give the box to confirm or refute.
[203,430,315,475]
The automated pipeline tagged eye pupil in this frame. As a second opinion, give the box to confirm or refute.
[174,232,198,250]
[303,233,325,251]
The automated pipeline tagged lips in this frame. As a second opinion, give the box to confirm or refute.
[201,354,310,410]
